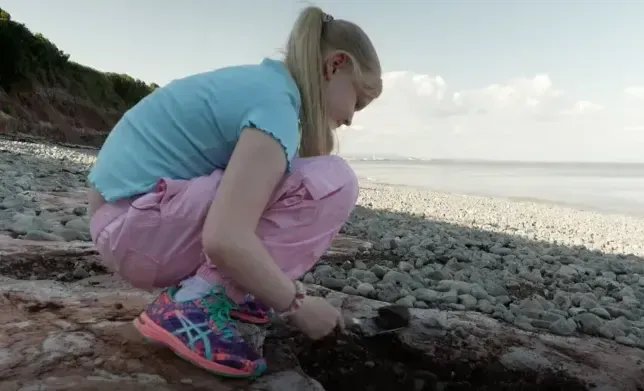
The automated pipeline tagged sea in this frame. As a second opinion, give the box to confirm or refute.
[347,159,644,217]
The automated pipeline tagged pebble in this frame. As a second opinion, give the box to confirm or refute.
[574,313,604,335]
[458,294,477,309]
[0,141,92,243]
[356,283,375,297]
[347,269,379,284]
[549,317,577,336]
[342,286,358,295]
[353,260,367,270]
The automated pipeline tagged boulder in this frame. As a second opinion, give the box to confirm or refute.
[0,235,643,390]
[0,274,324,391]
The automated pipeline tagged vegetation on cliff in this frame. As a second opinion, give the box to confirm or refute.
[0,7,157,111]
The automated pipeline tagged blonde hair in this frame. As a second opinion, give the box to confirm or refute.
[284,6,382,158]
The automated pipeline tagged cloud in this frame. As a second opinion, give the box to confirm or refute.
[337,71,642,162]
[624,86,644,99]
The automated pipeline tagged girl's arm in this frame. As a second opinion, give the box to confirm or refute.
[201,127,297,312]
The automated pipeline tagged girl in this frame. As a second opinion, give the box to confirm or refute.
[87,6,382,379]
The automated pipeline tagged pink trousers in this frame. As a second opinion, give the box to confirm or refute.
[89,155,359,301]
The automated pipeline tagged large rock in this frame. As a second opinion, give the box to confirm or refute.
[0,235,643,390]
[0,274,325,391]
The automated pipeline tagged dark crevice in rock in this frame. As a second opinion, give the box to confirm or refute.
[267,331,589,391]
[0,252,109,281]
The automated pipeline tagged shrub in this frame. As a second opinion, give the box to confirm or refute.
[0,7,156,109]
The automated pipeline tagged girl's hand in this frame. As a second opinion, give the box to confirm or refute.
[288,296,344,339]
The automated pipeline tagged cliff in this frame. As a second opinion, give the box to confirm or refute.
[0,8,157,148]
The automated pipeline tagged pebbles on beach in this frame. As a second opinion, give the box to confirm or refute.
[1,139,644,349]
[307,182,644,348]
[0,140,93,242]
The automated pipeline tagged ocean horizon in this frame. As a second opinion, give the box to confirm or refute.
[346,158,644,217]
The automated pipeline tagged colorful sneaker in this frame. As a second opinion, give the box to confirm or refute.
[133,285,267,378]
[230,295,273,325]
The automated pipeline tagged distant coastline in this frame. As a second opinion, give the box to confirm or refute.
[342,155,644,167]
[358,178,634,218]
[348,158,644,217]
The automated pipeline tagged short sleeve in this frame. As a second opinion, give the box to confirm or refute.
[239,97,300,172]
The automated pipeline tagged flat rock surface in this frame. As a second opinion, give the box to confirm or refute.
[0,274,325,391]
[1,272,643,391]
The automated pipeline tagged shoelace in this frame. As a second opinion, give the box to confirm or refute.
[202,286,240,340]
[242,295,262,312]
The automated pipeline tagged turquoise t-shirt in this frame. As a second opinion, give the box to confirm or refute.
[88,58,301,202]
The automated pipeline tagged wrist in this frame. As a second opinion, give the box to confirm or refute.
[276,280,307,319]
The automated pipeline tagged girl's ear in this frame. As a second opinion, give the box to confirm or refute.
[323,52,348,81]
[331,53,348,71]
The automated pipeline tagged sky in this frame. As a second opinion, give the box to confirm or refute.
[3,0,644,162]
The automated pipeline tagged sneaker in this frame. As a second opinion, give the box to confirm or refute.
[133,285,267,378]
[230,295,273,325]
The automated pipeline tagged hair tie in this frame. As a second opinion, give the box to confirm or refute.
[322,13,334,23]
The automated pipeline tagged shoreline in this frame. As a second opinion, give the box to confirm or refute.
[354,179,643,258]
[356,176,643,219]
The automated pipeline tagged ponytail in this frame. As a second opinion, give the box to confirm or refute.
[284,6,333,157]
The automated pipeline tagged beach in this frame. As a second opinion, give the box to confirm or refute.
[349,159,644,217]
[2,138,644,339]
[353,179,643,256]
[1,139,644,390]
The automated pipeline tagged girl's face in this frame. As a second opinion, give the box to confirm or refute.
[323,53,375,129]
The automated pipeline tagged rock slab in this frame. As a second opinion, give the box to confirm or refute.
[0,268,643,390]
[0,274,325,391]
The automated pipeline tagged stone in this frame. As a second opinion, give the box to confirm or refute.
[458,294,478,309]
[22,229,63,241]
[376,283,403,302]
[72,206,88,216]
[341,286,358,295]
[557,265,579,279]
[477,299,494,314]
[575,312,605,336]
[369,265,388,279]
[381,270,412,284]
[319,277,347,290]
[414,288,439,303]
[353,260,367,270]
[395,295,416,308]
[347,269,379,284]
[63,217,89,232]
[356,283,375,297]
[549,317,578,336]
[591,307,612,320]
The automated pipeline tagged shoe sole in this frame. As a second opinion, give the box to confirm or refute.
[230,312,271,325]
[133,312,266,378]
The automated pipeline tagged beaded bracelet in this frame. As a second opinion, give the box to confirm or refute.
[278,280,307,319]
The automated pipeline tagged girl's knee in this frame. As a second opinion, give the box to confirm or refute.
[294,155,359,215]
[261,155,358,232]
[325,156,359,211]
